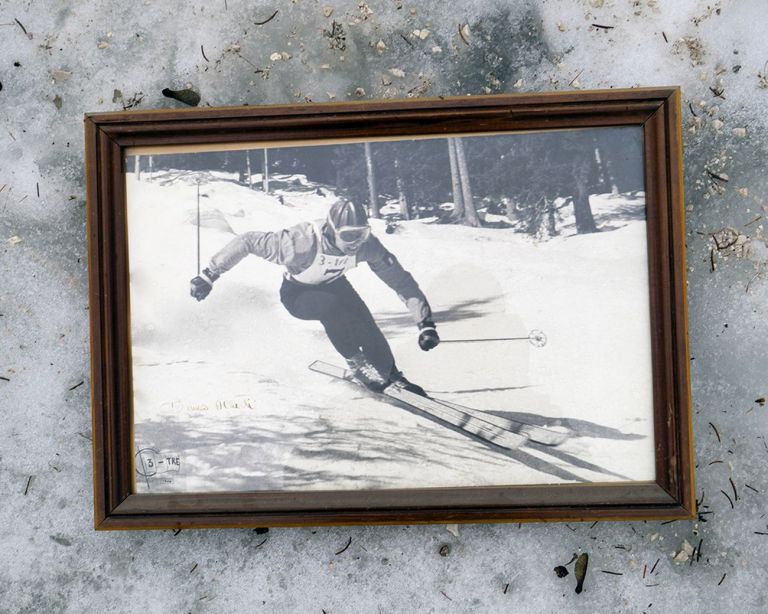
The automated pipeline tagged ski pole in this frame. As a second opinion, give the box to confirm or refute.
[196,180,201,275]
[441,329,547,348]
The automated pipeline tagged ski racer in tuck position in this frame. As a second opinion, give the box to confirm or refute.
[189,199,440,395]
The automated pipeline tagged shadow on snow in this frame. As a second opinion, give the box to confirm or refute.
[373,296,504,333]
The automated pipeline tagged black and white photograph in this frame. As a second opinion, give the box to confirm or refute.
[126,126,654,494]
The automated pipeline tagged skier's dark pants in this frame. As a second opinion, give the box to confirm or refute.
[279,276,395,376]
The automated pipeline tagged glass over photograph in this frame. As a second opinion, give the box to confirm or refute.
[125,126,654,494]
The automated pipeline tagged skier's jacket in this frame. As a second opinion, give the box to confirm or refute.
[207,220,433,325]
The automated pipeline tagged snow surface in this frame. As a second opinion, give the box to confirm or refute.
[126,168,655,493]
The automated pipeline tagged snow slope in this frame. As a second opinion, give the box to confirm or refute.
[126,169,655,493]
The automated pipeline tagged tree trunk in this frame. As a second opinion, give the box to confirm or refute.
[505,197,515,222]
[246,150,253,189]
[364,142,380,218]
[573,180,598,234]
[596,134,619,194]
[593,145,606,191]
[262,148,269,193]
[546,197,558,237]
[454,137,481,227]
[134,155,141,181]
[447,138,465,222]
[394,157,410,220]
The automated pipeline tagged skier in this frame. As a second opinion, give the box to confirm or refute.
[189,199,440,395]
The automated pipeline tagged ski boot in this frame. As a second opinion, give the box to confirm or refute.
[345,352,389,392]
[387,366,427,397]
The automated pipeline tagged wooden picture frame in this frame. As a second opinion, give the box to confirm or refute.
[85,87,693,530]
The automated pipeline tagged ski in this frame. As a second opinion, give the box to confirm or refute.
[428,397,570,447]
[309,360,528,451]
[383,385,529,450]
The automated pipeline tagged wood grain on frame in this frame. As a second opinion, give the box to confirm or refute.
[84,88,693,530]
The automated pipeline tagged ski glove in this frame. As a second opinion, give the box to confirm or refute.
[418,320,440,351]
[190,268,218,301]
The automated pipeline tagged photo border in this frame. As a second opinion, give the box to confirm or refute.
[85,88,693,530]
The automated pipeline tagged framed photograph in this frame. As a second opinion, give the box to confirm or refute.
[85,88,693,529]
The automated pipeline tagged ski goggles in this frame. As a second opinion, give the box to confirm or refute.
[330,222,371,243]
